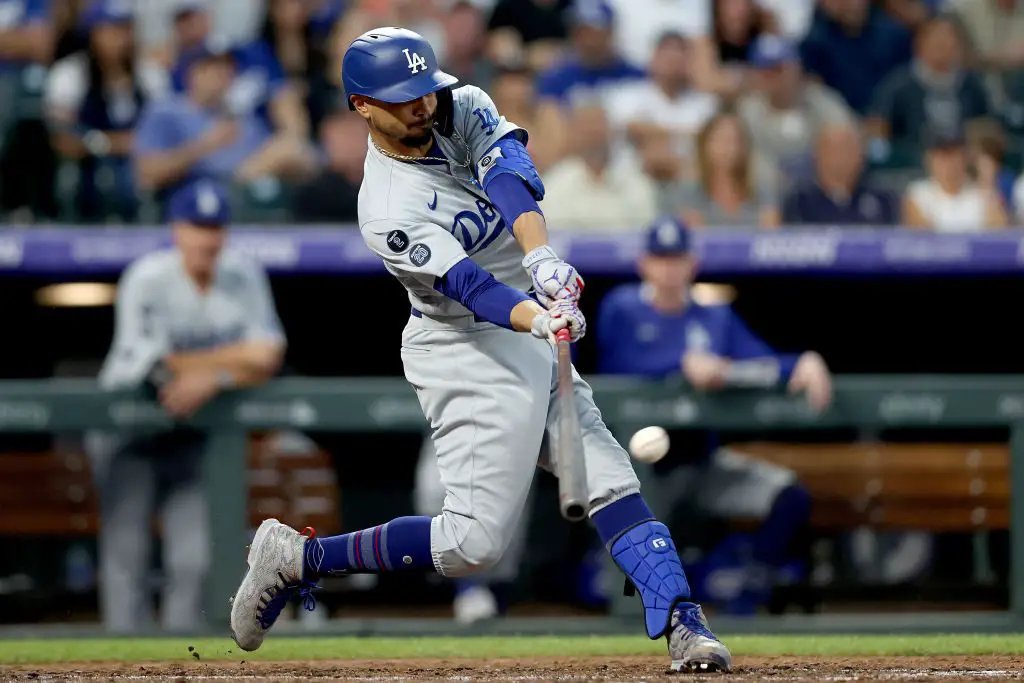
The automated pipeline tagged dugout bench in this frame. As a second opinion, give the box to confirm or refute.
[0,375,1023,631]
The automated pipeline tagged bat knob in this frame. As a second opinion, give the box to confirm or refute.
[563,502,588,522]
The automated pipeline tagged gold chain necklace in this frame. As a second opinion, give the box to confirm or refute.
[372,140,449,164]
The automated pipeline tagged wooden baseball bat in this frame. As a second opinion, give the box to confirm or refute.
[554,328,589,522]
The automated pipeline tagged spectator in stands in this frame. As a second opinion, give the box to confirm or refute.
[292,109,366,222]
[868,15,992,168]
[738,35,855,191]
[536,0,643,106]
[133,38,315,207]
[902,125,1008,230]
[540,101,658,231]
[691,0,778,98]
[0,0,57,219]
[782,123,899,225]
[605,32,718,182]
[44,1,166,222]
[490,60,560,172]
[486,0,571,72]
[664,110,780,229]
[949,0,1024,113]
[800,0,912,114]
[605,0,708,68]
[965,118,1017,216]
[596,216,828,614]
[440,1,492,88]
[259,0,335,139]
[168,3,311,143]
[534,0,644,167]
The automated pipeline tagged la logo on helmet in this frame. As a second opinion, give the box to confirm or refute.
[403,48,427,74]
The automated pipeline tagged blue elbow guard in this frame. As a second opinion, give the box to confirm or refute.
[609,521,692,639]
[477,135,545,201]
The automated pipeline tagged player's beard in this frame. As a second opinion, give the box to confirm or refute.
[400,116,435,148]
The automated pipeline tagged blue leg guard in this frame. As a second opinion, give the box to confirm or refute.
[609,520,692,639]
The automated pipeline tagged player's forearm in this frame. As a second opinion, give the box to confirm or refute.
[512,211,550,254]
[510,298,547,333]
[165,341,284,377]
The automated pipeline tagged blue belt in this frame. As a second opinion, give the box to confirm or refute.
[411,307,487,324]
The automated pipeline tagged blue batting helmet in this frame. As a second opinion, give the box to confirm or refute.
[342,27,458,110]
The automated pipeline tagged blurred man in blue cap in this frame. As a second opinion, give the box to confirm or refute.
[166,0,308,140]
[595,216,831,614]
[536,0,644,105]
[88,180,285,632]
[133,35,315,207]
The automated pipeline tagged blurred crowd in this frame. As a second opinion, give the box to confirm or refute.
[0,0,1022,230]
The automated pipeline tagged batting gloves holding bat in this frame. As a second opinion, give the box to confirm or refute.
[531,300,586,343]
[523,245,584,306]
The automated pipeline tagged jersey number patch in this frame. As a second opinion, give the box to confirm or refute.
[451,199,505,255]
[473,107,499,136]
[403,48,428,74]
[409,243,432,266]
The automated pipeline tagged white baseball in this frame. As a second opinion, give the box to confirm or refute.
[628,426,670,464]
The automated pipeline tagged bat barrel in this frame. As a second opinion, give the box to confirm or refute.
[555,334,590,523]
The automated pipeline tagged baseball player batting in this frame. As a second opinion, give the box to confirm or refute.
[89,180,285,632]
[229,27,731,673]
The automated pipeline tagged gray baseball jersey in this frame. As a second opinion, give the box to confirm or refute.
[359,85,532,318]
[90,246,284,632]
[356,85,641,578]
[99,248,285,389]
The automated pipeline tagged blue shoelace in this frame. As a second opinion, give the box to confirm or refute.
[674,603,718,641]
[258,574,319,630]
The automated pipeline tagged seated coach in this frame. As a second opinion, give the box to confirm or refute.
[595,216,832,614]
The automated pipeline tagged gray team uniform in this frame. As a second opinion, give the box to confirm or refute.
[359,85,640,577]
[88,248,284,632]
[413,437,531,583]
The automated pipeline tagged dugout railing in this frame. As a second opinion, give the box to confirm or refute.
[0,375,1022,634]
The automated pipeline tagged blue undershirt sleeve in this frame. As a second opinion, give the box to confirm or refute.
[434,258,530,330]
[485,173,542,232]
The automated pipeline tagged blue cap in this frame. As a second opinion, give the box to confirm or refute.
[749,34,797,69]
[569,0,614,29]
[79,0,133,30]
[645,217,692,255]
[167,180,232,227]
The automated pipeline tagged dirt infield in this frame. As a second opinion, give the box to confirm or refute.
[3,656,1023,682]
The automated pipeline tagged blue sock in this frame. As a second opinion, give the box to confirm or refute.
[752,484,811,567]
[303,516,433,579]
[593,493,692,639]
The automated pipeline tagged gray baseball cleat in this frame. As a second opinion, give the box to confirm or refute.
[667,602,733,673]
[229,518,317,652]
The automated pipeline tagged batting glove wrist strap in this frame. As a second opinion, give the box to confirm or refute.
[522,245,559,270]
